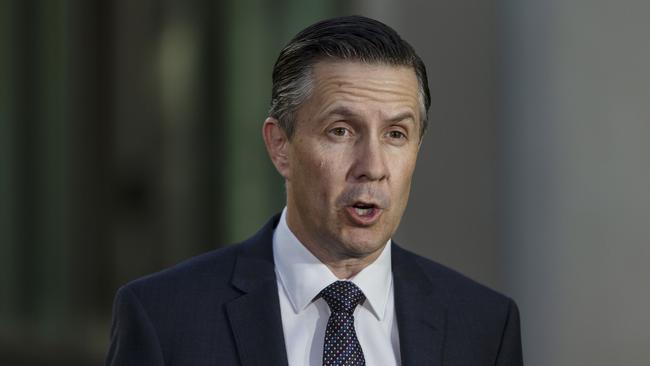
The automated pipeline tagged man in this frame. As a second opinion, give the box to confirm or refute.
[106,16,523,366]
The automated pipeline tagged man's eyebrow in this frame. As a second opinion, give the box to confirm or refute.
[324,106,416,124]
[324,106,360,119]
[388,111,416,124]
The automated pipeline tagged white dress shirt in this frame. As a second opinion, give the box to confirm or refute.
[272,208,401,366]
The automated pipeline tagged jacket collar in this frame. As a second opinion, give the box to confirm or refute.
[226,214,289,366]
[392,242,448,366]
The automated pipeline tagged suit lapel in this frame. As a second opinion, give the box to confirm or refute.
[393,243,447,366]
[225,216,289,366]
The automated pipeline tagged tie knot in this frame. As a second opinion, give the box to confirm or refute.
[320,281,366,314]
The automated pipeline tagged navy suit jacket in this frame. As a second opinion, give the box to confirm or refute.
[106,215,523,365]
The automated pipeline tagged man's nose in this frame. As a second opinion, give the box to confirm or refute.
[350,135,389,182]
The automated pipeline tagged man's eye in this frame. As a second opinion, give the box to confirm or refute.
[330,127,348,137]
[388,130,406,139]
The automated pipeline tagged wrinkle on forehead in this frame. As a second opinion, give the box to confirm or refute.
[319,75,417,98]
[316,61,417,94]
[309,61,421,122]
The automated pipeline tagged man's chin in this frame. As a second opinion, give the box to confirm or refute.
[337,230,390,258]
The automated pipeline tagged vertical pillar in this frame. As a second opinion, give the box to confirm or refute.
[500,1,650,364]
[0,0,15,324]
[32,0,72,338]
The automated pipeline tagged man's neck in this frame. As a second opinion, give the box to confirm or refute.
[302,242,385,279]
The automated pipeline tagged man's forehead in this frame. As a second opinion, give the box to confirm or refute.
[310,60,418,99]
[306,60,421,118]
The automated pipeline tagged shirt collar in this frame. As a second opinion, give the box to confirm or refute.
[272,207,393,321]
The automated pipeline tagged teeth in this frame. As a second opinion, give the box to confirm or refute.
[354,207,372,216]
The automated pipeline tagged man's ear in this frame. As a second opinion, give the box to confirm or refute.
[262,117,291,179]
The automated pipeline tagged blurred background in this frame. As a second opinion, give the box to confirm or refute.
[1,0,649,365]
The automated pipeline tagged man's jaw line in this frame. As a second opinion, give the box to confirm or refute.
[285,204,389,279]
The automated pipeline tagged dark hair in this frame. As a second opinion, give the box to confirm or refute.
[269,15,431,139]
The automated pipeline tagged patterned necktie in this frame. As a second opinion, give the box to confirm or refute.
[320,281,366,366]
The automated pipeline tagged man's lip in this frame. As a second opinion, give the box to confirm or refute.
[344,205,382,226]
[350,200,381,209]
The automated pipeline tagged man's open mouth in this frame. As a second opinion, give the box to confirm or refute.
[345,202,382,225]
[352,202,376,217]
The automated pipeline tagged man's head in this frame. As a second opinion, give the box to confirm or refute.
[263,16,429,272]
[269,15,431,140]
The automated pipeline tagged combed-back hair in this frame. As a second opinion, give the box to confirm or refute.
[269,15,431,139]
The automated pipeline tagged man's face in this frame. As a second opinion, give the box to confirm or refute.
[278,60,422,261]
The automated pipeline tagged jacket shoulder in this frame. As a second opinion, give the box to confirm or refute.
[121,214,280,298]
[113,245,248,314]
[393,245,522,363]
[394,244,514,308]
